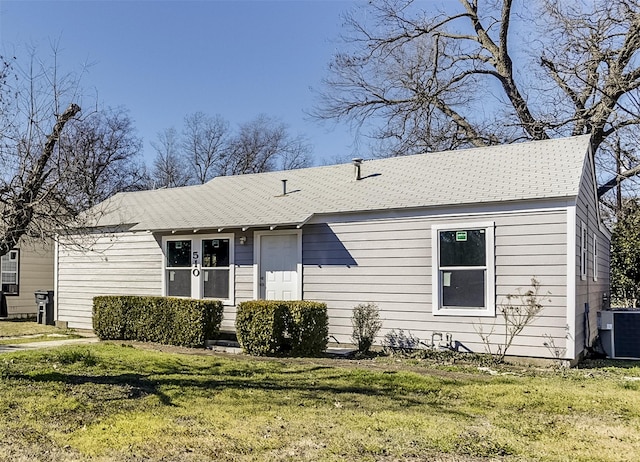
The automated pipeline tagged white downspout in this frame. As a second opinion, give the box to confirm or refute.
[566,205,577,360]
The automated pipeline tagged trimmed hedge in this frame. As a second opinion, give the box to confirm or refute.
[93,296,223,348]
[235,301,288,356]
[287,301,329,356]
[235,300,328,357]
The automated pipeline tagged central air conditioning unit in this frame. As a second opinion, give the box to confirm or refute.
[598,310,640,359]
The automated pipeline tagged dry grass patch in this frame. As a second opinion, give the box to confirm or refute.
[0,343,638,461]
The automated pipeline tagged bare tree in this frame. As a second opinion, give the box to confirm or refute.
[181,112,229,184]
[0,50,85,257]
[0,48,151,257]
[152,114,312,185]
[151,127,191,188]
[222,114,311,175]
[58,108,147,211]
[313,0,640,199]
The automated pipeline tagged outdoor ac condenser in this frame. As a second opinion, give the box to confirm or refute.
[598,310,640,359]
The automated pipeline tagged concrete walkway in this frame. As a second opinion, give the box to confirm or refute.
[0,336,100,354]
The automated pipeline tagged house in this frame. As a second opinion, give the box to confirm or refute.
[55,135,609,362]
[1,238,54,318]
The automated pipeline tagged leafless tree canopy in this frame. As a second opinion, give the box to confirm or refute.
[151,128,192,189]
[181,112,229,184]
[58,108,147,210]
[0,52,146,257]
[223,115,311,176]
[313,0,640,202]
[150,113,311,187]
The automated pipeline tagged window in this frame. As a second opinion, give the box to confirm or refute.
[593,233,598,281]
[1,249,19,295]
[432,222,495,316]
[202,238,230,299]
[166,240,192,297]
[163,235,234,303]
[580,222,587,281]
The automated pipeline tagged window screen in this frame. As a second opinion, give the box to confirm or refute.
[167,269,191,297]
[441,269,486,307]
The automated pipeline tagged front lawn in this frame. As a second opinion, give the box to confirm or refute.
[0,343,638,461]
[0,320,81,344]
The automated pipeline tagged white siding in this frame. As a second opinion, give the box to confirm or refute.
[302,207,570,359]
[573,154,611,359]
[57,232,163,329]
[55,196,605,361]
[56,230,252,331]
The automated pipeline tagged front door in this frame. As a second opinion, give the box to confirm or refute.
[259,233,299,300]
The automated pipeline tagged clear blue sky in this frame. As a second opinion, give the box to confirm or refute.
[0,0,364,167]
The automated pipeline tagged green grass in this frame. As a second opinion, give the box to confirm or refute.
[0,343,639,461]
[0,320,79,339]
[0,333,83,345]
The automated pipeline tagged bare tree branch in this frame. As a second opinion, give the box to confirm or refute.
[313,0,640,202]
[1,103,80,256]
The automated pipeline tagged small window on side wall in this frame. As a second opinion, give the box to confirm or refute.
[593,233,598,281]
[432,222,495,317]
[580,222,587,281]
[1,249,19,295]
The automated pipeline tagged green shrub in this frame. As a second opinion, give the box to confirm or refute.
[93,296,129,340]
[235,300,328,357]
[287,301,329,357]
[351,302,382,354]
[235,301,288,356]
[93,296,223,348]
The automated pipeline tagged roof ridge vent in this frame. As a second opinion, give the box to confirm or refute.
[352,158,364,180]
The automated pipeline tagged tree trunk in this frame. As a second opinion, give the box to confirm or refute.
[0,103,81,257]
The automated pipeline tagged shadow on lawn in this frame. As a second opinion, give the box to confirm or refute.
[6,365,472,419]
[10,371,176,406]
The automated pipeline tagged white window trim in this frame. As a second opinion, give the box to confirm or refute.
[1,249,20,295]
[593,232,598,281]
[253,229,303,301]
[580,222,587,281]
[161,233,235,305]
[431,222,495,317]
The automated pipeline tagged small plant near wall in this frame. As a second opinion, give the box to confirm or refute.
[543,333,567,361]
[351,302,382,355]
[382,329,421,355]
[475,278,551,362]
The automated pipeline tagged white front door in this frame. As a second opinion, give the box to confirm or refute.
[259,233,299,300]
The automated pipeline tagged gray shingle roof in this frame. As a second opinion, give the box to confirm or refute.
[93,135,591,232]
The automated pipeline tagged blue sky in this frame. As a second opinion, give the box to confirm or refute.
[0,0,364,167]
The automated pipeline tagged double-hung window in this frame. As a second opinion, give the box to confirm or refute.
[202,238,230,299]
[165,240,192,297]
[1,249,19,295]
[432,223,495,316]
[163,235,234,304]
